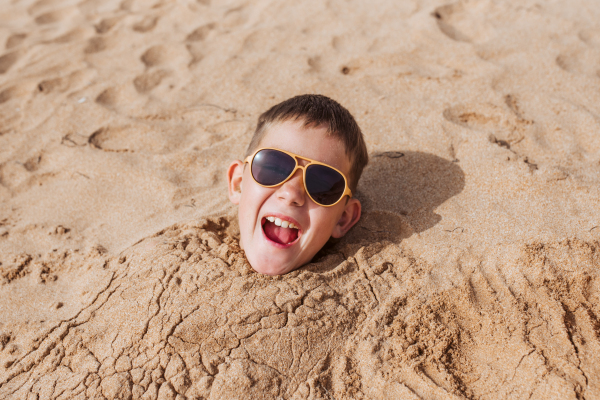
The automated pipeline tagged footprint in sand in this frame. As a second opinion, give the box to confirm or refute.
[0,85,28,104]
[0,82,32,134]
[444,101,531,134]
[578,28,600,48]
[556,49,600,78]
[240,30,279,54]
[33,8,76,25]
[94,15,123,34]
[95,87,119,107]
[330,32,380,63]
[52,27,90,44]
[432,2,495,44]
[84,36,109,54]
[37,69,91,95]
[0,88,14,104]
[0,79,37,104]
[443,101,547,172]
[185,23,216,65]
[140,44,190,68]
[331,35,356,52]
[140,45,168,67]
[432,3,471,42]
[444,102,505,129]
[88,126,138,153]
[186,44,204,66]
[95,85,144,112]
[60,132,89,147]
[186,23,216,42]
[221,5,249,29]
[23,155,42,172]
[306,56,321,73]
[133,69,170,93]
[88,123,194,154]
[0,51,21,74]
[27,0,61,15]
[443,101,534,155]
[5,33,27,49]
[560,30,600,78]
[132,15,158,33]
[0,161,31,190]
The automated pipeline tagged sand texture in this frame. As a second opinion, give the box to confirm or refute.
[1,0,600,398]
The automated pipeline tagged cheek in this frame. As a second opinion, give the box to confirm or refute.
[238,183,272,230]
[308,207,343,238]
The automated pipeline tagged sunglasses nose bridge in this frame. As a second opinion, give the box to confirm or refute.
[275,165,307,206]
[293,164,310,191]
[284,164,306,188]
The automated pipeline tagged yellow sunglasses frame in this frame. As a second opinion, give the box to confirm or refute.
[244,147,352,207]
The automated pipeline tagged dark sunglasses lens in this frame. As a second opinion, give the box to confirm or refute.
[251,149,296,186]
[305,164,346,205]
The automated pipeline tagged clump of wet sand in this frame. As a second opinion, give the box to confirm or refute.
[1,218,599,399]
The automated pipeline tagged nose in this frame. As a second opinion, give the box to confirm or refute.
[275,168,306,207]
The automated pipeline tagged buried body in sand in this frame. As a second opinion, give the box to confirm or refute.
[1,95,599,399]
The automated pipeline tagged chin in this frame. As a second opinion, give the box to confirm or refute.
[249,259,296,276]
[252,265,286,276]
[245,252,300,276]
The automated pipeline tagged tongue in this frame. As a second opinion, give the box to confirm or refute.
[263,221,298,244]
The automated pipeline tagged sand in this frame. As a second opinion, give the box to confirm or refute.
[0,0,599,398]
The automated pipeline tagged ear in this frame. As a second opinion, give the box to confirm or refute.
[331,198,361,238]
[227,160,244,204]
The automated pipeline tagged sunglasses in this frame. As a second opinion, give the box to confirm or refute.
[244,148,352,207]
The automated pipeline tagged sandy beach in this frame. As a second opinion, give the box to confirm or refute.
[1,0,599,398]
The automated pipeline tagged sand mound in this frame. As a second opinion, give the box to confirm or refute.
[1,217,598,399]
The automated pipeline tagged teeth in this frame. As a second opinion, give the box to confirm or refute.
[265,216,299,230]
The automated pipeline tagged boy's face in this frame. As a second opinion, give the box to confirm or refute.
[227,120,362,275]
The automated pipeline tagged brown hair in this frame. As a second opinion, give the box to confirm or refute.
[245,94,368,192]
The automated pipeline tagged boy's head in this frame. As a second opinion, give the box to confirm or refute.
[227,94,368,275]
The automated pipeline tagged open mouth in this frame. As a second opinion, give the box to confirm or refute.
[262,216,300,246]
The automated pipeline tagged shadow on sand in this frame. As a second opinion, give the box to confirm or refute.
[318,151,466,254]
